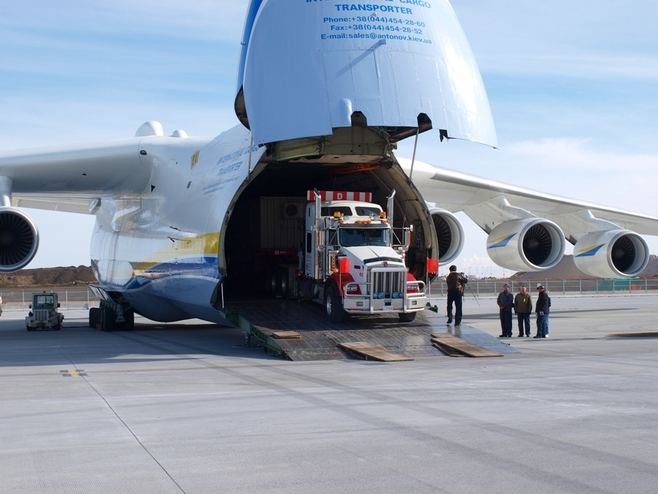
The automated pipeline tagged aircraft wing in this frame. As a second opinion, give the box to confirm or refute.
[402,158,658,238]
[0,138,152,214]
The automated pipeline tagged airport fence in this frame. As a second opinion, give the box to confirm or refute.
[427,278,658,297]
[0,287,100,310]
[0,278,657,311]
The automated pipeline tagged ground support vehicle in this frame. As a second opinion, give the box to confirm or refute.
[25,292,64,331]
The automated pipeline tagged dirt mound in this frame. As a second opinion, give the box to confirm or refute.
[0,266,97,288]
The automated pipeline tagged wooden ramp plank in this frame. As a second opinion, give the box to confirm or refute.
[431,333,503,358]
[339,342,414,362]
[271,331,302,340]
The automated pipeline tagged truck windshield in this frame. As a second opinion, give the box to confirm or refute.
[355,207,381,217]
[321,207,352,217]
[339,228,390,247]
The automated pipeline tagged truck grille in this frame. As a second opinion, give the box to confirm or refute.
[371,270,405,299]
[34,309,49,322]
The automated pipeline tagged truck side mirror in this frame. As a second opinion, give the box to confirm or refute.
[29,304,32,308]
[404,227,413,249]
[57,303,61,308]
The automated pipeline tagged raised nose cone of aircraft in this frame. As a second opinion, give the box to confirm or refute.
[236,0,497,147]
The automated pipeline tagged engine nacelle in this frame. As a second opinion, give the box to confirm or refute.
[487,218,565,272]
[429,209,464,265]
[0,208,39,272]
[574,230,649,278]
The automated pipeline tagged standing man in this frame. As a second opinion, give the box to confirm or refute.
[514,285,532,337]
[534,283,551,338]
[497,284,514,337]
[446,265,467,326]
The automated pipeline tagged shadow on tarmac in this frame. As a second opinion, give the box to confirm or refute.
[0,317,273,368]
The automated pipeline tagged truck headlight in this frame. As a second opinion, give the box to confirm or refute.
[406,282,420,294]
[344,283,361,295]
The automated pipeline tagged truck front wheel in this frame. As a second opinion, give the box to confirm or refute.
[399,312,417,323]
[325,285,347,323]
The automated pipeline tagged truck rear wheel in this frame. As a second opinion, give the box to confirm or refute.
[325,285,347,323]
[270,265,289,298]
[399,312,417,323]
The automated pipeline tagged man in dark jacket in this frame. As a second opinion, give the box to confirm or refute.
[445,265,467,326]
[497,284,514,337]
[514,285,532,337]
[534,283,551,338]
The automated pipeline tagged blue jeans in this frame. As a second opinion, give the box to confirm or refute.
[536,313,549,337]
[500,309,513,336]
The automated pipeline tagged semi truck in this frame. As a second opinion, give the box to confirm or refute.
[261,190,428,322]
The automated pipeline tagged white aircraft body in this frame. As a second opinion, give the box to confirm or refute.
[1,0,657,326]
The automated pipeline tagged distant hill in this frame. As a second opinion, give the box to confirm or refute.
[0,266,97,288]
[511,255,658,281]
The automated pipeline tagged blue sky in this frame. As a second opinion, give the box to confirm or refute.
[1,1,658,275]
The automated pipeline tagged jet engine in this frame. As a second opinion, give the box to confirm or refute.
[487,218,565,272]
[573,230,649,278]
[429,209,464,265]
[0,208,39,272]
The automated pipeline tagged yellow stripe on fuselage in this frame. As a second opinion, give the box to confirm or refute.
[131,232,220,272]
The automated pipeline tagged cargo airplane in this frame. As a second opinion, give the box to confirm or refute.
[1,0,657,328]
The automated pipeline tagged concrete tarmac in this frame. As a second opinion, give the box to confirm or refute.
[1,294,658,493]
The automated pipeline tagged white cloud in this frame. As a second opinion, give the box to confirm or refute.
[480,54,658,82]
[506,138,658,173]
[0,1,248,43]
[453,1,658,82]
[0,96,236,150]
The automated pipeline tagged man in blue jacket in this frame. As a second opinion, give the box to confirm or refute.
[534,284,551,338]
[445,265,468,326]
[497,284,514,337]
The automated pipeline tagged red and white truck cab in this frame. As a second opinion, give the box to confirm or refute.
[301,190,427,322]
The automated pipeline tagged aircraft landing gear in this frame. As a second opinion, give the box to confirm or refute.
[93,301,135,331]
[89,307,100,328]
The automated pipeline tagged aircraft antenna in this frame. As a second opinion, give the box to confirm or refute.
[248,135,254,174]
[409,127,420,180]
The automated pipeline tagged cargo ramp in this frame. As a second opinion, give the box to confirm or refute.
[223,298,514,361]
